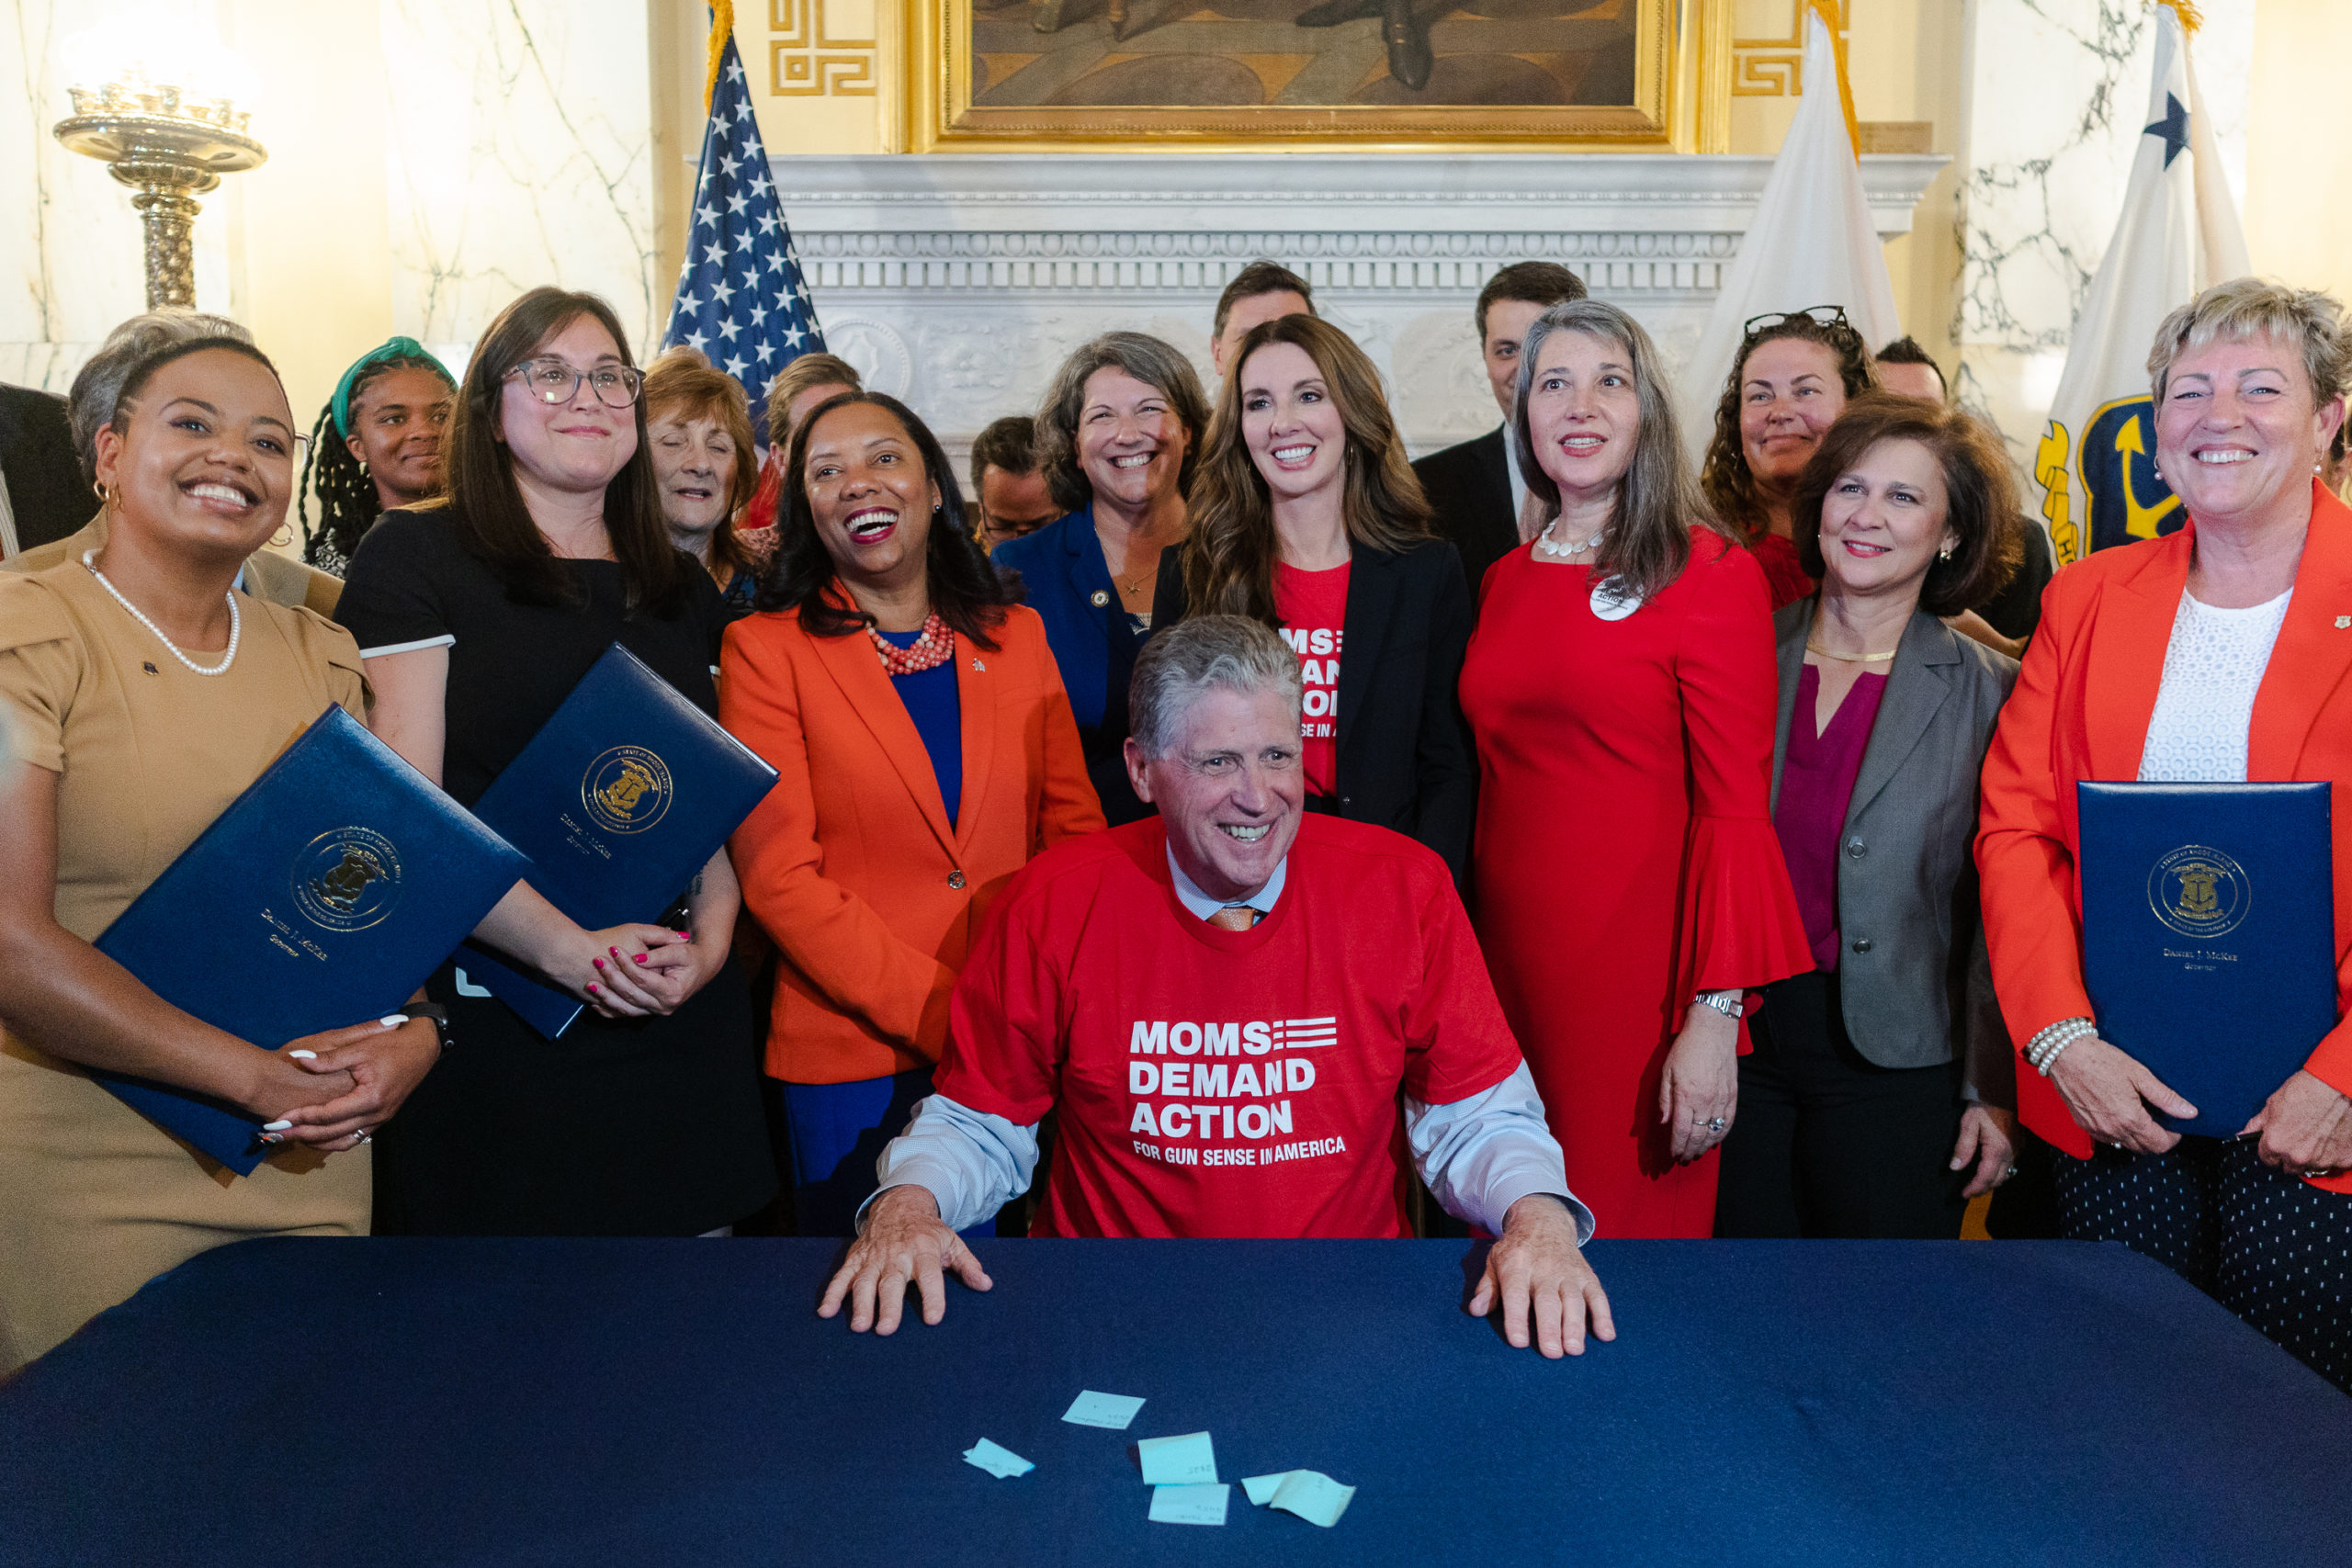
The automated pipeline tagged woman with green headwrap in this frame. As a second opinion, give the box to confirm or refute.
[299,338,456,576]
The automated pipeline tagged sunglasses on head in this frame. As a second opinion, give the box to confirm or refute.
[1742,305,1862,344]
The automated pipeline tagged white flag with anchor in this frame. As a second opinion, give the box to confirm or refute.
[2032,2,2250,565]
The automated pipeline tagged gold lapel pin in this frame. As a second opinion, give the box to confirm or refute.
[972,659,986,671]
[1090,590,1111,608]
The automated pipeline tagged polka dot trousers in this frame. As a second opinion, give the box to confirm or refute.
[2053,1135,2352,1393]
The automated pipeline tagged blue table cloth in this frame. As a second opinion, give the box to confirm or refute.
[3,1238,2346,1567]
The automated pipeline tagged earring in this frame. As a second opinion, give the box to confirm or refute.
[92,479,109,506]
[2152,459,2162,481]
[1938,543,1954,561]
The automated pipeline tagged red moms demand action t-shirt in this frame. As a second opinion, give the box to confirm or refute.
[934,815,1525,1238]
[1274,561,1348,797]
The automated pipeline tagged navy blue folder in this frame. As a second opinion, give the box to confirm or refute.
[91,706,530,1175]
[2077,782,2338,1137]
[462,643,778,1038]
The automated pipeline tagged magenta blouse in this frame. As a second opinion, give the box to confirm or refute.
[1773,662,1889,973]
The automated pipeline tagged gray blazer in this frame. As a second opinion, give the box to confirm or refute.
[1769,602,2019,1106]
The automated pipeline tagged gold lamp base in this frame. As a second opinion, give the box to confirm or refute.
[54,87,266,310]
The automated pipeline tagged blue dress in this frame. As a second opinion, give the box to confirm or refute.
[990,506,1152,824]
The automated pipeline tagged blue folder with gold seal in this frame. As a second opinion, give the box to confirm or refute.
[91,706,530,1176]
[460,642,779,1038]
[2078,781,2337,1138]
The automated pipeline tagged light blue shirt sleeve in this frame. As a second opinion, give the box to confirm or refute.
[1407,1061,1594,1242]
[861,1094,1038,1235]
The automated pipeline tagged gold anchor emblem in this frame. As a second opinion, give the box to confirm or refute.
[596,760,659,819]
[2174,864,2221,921]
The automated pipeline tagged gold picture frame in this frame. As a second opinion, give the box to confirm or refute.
[907,0,1729,152]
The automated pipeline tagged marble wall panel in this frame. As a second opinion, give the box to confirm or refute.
[378,0,664,374]
[1953,0,2253,461]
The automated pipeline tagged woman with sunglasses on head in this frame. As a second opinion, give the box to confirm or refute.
[334,288,775,1238]
[1700,308,1881,611]
[0,336,441,1371]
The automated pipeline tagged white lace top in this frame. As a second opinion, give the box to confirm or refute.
[2136,589,2294,783]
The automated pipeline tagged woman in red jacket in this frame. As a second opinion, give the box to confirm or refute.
[1463,299,1812,1238]
[1978,279,2352,1389]
[722,392,1103,1235]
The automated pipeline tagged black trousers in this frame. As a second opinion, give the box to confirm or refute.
[1714,968,1970,1239]
[2053,1136,2352,1392]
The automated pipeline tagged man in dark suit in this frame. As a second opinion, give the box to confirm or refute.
[1210,260,1315,382]
[0,382,89,558]
[1410,263,1587,608]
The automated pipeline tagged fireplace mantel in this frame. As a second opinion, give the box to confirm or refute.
[776,152,1949,457]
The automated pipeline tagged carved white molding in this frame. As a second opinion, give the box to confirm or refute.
[775,152,1948,459]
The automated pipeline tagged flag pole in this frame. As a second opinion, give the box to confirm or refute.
[706,0,737,111]
[1806,0,1860,158]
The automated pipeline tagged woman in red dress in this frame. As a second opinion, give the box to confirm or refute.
[1462,299,1812,1238]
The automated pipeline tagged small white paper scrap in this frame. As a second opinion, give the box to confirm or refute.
[1060,1390,1147,1429]
[1269,1470,1355,1528]
[1148,1483,1231,1526]
[1136,1431,1217,1486]
[961,1438,1034,1479]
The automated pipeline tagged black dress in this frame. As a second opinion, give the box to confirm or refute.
[335,508,775,1235]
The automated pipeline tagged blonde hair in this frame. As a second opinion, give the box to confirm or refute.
[2147,277,2351,408]
[1180,314,1432,624]
[763,352,863,449]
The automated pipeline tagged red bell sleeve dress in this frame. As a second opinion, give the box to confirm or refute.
[1462,529,1812,1236]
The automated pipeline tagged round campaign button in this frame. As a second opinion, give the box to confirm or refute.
[1090,590,1112,608]
[1589,577,1643,622]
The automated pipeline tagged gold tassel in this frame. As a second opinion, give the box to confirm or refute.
[2158,0,2203,36]
[705,0,738,110]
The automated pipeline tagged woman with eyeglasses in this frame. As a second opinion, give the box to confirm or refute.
[0,336,439,1372]
[1700,309,1881,611]
[334,287,775,1238]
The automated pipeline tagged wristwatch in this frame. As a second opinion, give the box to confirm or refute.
[399,1001,452,1053]
[1693,989,1745,1020]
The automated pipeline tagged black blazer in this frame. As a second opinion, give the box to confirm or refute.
[1410,426,1517,610]
[1152,538,1477,886]
[0,384,89,554]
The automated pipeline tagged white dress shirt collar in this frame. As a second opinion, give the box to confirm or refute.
[1167,845,1287,923]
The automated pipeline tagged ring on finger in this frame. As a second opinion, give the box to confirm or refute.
[350,1128,373,1146]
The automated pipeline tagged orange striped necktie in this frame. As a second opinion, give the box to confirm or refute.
[1206,905,1261,931]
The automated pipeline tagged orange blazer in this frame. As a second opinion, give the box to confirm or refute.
[720,600,1105,1084]
[1977,479,2352,1187]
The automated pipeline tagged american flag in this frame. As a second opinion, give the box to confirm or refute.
[662,37,824,424]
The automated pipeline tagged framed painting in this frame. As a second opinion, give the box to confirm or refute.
[908,0,1721,150]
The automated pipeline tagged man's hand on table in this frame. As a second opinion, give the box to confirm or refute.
[818,1185,993,1334]
[1467,1194,1615,1359]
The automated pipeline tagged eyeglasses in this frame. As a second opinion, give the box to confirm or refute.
[1742,305,1862,344]
[506,357,644,408]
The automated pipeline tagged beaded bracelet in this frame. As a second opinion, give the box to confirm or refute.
[2023,1017,2097,1077]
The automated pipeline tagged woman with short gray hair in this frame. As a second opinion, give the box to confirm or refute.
[1980,276,2352,1389]
[1461,298,1812,1239]
[993,333,1211,824]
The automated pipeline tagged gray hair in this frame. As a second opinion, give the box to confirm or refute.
[68,309,253,481]
[1128,615,1302,759]
[1034,331,1210,514]
[2147,277,2350,408]
[1510,298,1726,603]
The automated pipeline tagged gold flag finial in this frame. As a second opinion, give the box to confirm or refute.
[1806,0,1861,158]
[705,0,738,110]
[2157,0,2204,36]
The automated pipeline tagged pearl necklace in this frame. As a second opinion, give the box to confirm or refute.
[82,550,240,676]
[1534,519,1607,558]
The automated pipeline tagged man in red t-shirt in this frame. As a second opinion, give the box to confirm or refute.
[820,616,1614,1358]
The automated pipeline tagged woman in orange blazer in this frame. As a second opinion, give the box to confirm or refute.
[1978,279,2352,1389]
[721,392,1103,1235]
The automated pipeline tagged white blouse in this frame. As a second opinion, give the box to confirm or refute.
[2137,588,2294,784]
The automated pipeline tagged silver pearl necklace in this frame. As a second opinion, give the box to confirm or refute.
[82,549,240,676]
[1534,519,1608,558]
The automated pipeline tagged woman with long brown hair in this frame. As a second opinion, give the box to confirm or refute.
[1699,308,1880,609]
[334,287,774,1237]
[1463,298,1811,1238]
[1154,313,1476,883]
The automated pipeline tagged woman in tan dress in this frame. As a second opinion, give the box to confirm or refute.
[0,338,442,1373]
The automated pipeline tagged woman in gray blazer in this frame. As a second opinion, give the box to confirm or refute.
[1715,394,2026,1238]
